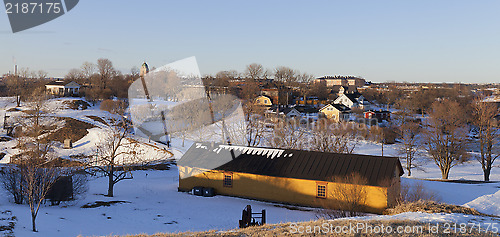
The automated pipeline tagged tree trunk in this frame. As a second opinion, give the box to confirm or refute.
[483,168,491,182]
[441,169,449,180]
[31,212,37,232]
[407,166,411,176]
[107,175,114,197]
[107,167,114,197]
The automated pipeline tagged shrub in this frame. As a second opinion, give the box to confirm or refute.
[398,181,440,204]
[100,99,127,115]
[384,200,495,217]
[63,100,90,110]
[0,165,88,205]
[0,165,24,204]
[317,173,368,218]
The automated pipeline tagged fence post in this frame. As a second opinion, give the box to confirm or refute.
[262,209,266,224]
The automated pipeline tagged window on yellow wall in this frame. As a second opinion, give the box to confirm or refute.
[223,173,233,187]
[317,184,326,198]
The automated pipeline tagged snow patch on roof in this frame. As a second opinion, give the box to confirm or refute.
[193,143,287,159]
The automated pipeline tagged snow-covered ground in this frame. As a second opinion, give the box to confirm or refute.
[6,167,319,237]
[0,97,499,236]
[3,150,498,236]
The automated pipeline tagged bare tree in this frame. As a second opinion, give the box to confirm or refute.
[274,66,297,84]
[97,58,116,82]
[267,118,306,149]
[86,58,117,100]
[36,70,48,80]
[215,70,238,87]
[239,79,260,101]
[245,115,266,147]
[245,63,265,80]
[297,72,314,84]
[130,66,140,79]
[18,67,33,79]
[81,61,96,79]
[169,98,212,146]
[243,104,267,147]
[4,74,26,107]
[425,99,469,179]
[65,68,83,82]
[210,94,241,144]
[308,80,329,101]
[311,121,357,154]
[12,89,60,232]
[17,147,59,232]
[394,111,422,176]
[87,118,138,197]
[296,72,314,102]
[220,113,267,147]
[472,99,500,181]
[79,61,96,88]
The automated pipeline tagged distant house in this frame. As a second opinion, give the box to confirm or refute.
[335,86,359,97]
[314,76,366,88]
[281,107,302,118]
[265,106,316,120]
[178,142,403,213]
[261,88,279,105]
[319,104,351,122]
[295,97,327,107]
[334,93,371,110]
[254,95,272,107]
[364,110,391,123]
[481,96,500,109]
[294,106,319,120]
[45,81,81,97]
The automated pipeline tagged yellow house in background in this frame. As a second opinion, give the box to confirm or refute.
[178,142,403,214]
[319,104,351,122]
[254,95,272,107]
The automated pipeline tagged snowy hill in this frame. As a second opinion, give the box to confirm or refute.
[0,97,499,236]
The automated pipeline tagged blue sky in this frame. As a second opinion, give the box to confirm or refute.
[1,0,499,83]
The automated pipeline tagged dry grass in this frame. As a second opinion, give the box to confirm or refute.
[87,115,108,125]
[399,181,441,203]
[6,108,20,112]
[45,117,95,143]
[114,219,498,237]
[0,210,16,237]
[384,200,498,217]
[81,201,130,208]
[63,100,90,110]
[45,157,84,167]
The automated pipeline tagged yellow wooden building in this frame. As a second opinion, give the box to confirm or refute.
[178,142,403,214]
[319,104,351,122]
[254,95,273,107]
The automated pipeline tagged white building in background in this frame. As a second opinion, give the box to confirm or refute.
[334,93,371,110]
[45,81,81,96]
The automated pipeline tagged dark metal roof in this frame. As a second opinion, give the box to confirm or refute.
[331,104,351,112]
[46,81,69,86]
[295,106,319,114]
[178,142,403,187]
[345,93,362,103]
[317,75,363,80]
